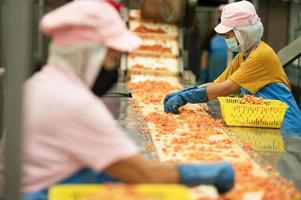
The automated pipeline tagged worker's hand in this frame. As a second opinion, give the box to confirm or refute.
[164,94,186,114]
[164,87,195,105]
[177,162,235,194]
[164,87,195,114]
[164,85,209,114]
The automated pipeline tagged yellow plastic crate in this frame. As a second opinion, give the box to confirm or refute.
[49,184,192,200]
[218,97,288,128]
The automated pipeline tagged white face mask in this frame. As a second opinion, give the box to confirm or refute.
[49,43,107,87]
[83,45,108,87]
[225,36,241,52]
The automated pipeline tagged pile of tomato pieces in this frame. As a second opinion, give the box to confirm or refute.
[134,24,166,34]
[137,44,172,54]
[238,95,270,105]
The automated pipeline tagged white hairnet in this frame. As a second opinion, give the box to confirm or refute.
[49,43,108,86]
[234,21,264,56]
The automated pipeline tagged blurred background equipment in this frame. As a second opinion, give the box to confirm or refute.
[141,0,186,23]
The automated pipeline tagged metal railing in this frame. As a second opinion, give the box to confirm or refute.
[277,36,301,108]
[278,36,301,68]
[284,57,301,108]
[1,1,34,200]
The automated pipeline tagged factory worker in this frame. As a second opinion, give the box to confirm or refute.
[200,4,228,83]
[164,0,301,136]
[22,1,234,199]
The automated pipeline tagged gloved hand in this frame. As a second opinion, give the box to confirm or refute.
[163,87,195,113]
[164,87,195,105]
[164,85,209,114]
[177,162,234,194]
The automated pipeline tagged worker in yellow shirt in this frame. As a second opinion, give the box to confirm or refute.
[164,1,301,136]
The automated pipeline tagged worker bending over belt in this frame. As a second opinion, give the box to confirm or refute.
[164,1,301,136]
[20,1,234,200]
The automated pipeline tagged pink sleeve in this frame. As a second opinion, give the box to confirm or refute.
[58,97,139,171]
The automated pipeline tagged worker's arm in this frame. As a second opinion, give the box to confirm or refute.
[164,80,240,114]
[207,79,240,100]
[105,154,179,183]
[104,154,234,194]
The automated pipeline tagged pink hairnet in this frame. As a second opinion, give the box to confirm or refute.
[41,0,141,52]
[214,1,260,34]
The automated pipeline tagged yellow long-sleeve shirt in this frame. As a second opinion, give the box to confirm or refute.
[214,42,291,94]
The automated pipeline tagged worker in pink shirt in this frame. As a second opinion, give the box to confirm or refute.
[21,1,234,199]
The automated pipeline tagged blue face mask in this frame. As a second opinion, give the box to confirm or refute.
[225,36,241,52]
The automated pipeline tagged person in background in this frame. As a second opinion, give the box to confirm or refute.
[186,23,202,81]
[20,1,234,199]
[164,1,301,136]
[91,0,121,97]
[199,5,227,84]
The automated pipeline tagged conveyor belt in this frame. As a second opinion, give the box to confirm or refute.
[103,83,301,192]
[102,83,158,160]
